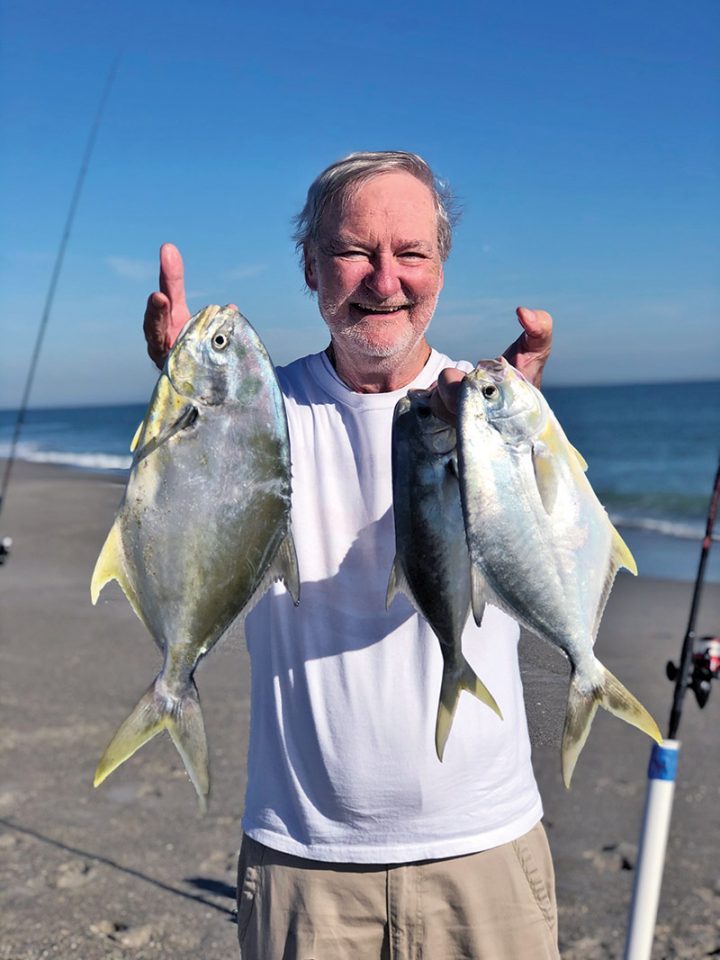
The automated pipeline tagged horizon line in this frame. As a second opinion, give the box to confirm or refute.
[0,376,718,414]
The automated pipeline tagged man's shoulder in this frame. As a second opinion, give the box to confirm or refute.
[275,351,326,400]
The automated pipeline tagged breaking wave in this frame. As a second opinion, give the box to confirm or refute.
[610,512,719,543]
[0,442,130,472]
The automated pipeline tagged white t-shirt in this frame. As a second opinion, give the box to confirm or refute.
[242,349,542,863]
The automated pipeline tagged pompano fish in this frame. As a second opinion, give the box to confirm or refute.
[91,305,299,810]
[387,389,502,761]
[457,358,662,787]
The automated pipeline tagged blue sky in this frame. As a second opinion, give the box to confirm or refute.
[1,0,718,407]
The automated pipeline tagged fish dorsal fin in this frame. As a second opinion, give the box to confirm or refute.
[571,444,588,471]
[385,560,400,609]
[238,533,301,619]
[250,532,301,611]
[272,532,301,605]
[531,439,559,514]
[591,562,621,644]
[90,523,145,624]
[469,565,490,627]
[385,558,422,614]
[612,527,637,575]
[590,526,638,642]
[129,421,144,453]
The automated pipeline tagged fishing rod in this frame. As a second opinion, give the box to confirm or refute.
[624,454,720,960]
[0,58,120,566]
[666,455,720,722]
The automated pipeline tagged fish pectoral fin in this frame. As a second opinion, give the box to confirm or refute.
[272,532,301,605]
[436,657,503,761]
[94,676,209,813]
[561,664,662,788]
[469,566,490,626]
[531,440,560,514]
[129,420,145,453]
[134,403,199,464]
[90,523,144,622]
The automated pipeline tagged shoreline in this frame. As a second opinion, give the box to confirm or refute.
[2,457,717,584]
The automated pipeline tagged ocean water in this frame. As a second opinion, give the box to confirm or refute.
[1,380,719,583]
[542,380,720,585]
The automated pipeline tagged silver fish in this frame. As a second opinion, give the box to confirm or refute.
[91,305,299,810]
[457,358,662,787]
[387,389,502,761]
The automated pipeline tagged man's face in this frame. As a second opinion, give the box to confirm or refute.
[304,171,444,360]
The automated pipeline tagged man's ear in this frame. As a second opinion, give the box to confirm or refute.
[304,244,318,291]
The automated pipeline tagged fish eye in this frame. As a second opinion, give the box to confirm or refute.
[212,332,228,351]
[417,405,432,418]
[482,385,498,400]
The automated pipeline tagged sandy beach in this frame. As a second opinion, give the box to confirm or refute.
[1,460,718,960]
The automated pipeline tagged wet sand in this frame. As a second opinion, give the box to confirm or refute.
[1,461,718,959]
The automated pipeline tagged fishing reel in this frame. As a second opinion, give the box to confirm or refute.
[667,636,720,709]
[0,536,11,566]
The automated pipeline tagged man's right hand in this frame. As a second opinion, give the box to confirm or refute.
[143,243,191,369]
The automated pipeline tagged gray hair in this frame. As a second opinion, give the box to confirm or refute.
[292,151,459,264]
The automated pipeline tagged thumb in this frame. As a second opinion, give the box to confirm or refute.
[516,306,552,346]
[159,243,189,316]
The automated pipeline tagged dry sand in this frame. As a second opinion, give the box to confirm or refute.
[0,460,718,959]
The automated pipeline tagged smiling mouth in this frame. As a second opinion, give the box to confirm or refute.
[351,303,411,314]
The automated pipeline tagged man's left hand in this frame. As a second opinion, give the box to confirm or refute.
[431,306,553,423]
[502,306,553,389]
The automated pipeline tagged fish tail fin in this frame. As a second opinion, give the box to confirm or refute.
[435,657,503,761]
[562,664,662,789]
[94,677,209,812]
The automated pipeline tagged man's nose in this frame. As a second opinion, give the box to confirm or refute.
[365,255,402,299]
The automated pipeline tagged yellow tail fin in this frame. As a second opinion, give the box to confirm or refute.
[435,657,503,761]
[94,677,209,812]
[561,664,662,788]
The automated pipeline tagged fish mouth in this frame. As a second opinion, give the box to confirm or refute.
[167,305,237,404]
[173,304,223,350]
[406,388,455,439]
[466,358,541,422]
[473,357,511,381]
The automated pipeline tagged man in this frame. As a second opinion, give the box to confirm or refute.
[144,152,556,959]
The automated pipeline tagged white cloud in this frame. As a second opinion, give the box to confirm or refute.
[106,256,157,281]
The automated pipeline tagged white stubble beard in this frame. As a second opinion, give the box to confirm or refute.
[321,292,440,364]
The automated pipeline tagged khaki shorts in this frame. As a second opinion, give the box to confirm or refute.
[236,821,559,959]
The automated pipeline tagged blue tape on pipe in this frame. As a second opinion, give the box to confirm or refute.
[648,742,679,781]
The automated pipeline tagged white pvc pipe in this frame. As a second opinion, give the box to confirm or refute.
[624,739,680,960]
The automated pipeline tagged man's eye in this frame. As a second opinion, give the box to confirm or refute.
[338,250,370,260]
[399,252,425,260]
